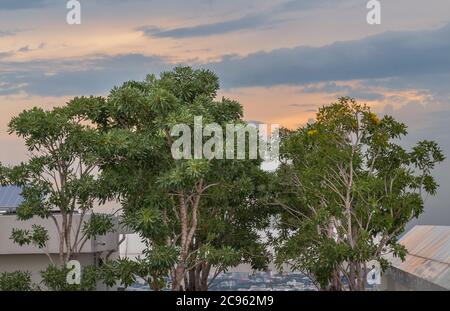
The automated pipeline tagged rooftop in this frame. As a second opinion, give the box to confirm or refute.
[0,185,23,214]
[389,225,450,290]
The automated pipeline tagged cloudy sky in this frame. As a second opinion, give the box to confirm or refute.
[1,0,450,226]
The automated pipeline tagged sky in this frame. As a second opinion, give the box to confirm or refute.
[0,0,450,226]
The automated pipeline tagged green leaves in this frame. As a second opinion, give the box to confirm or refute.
[147,87,178,116]
[141,245,178,277]
[10,225,49,249]
[157,160,211,190]
[411,140,445,173]
[273,97,445,290]
[158,66,219,103]
[86,66,271,289]
[3,81,119,272]
[100,258,138,288]
[108,85,148,128]
[99,245,178,290]
[40,264,98,291]
[123,206,165,240]
[82,214,115,238]
[199,245,242,268]
[1,66,275,290]
[0,271,36,291]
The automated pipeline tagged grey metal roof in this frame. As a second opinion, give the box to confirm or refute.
[0,185,23,212]
[388,225,450,289]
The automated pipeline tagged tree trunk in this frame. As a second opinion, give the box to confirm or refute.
[172,261,186,291]
[185,262,210,291]
[172,184,204,291]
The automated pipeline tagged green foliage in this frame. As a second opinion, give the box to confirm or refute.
[40,265,98,291]
[198,246,242,268]
[193,162,272,271]
[72,66,270,290]
[273,97,445,290]
[0,271,37,291]
[0,66,271,290]
[82,213,115,238]
[100,258,138,288]
[10,225,49,249]
[0,95,117,267]
[140,245,179,279]
[99,246,178,290]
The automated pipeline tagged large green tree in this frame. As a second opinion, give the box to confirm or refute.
[68,66,271,291]
[0,104,114,267]
[273,97,444,290]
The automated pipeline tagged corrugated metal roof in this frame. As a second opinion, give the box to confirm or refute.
[0,185,23,211]
[389,225,450,289]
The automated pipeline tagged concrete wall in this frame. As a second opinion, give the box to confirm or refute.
[380,267,447,291]
[0,214,119,255]
[0,213,120,290]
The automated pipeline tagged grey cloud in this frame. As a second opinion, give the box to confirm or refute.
[0,30,14,37]
[362,73,450,102]
[347,92,385,101]
[302,83,386,101]
[209,23,450,89]
[302,82,354,94]
[2,23,450,101]
[138,14,275,39]
[0,51,13,59]
[277,0,353,12]
[17,46,31,53]
[0,54,169,96]
[0,0,52,10]
[137,0,357,39]
[0,29,25,37]
[15,44,46,53]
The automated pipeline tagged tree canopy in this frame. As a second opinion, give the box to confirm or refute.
[0,68,445,292]
[272,97,444,290]
[1,104,114,266]
[65,66,271,290]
